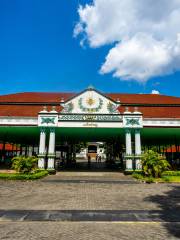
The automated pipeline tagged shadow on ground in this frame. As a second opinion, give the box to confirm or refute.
[60,161,122,172]
[144,185,180,238]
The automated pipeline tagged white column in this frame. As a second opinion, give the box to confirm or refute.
[125,129,133,170]
[28,146,33,157]
[135,129,142,169]
[47,128,56,169]
[38,128,46,169]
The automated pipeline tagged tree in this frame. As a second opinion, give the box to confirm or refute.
[141,150,170,178]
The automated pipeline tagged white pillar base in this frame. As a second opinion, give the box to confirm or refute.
[47,157,55,169]
[38,157,45,169]
[126,159,133,170]
[135,159,142,170]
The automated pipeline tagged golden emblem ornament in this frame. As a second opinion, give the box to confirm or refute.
[86,97,95,106]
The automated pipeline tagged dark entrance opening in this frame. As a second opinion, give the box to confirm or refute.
[54,141,124,172]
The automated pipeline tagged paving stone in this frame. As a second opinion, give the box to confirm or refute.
[0,171,179,239]
[0,222,180,240]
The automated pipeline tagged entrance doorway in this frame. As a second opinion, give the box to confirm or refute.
[54,140,124,172]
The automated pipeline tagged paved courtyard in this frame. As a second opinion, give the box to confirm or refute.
[0,171,180,239]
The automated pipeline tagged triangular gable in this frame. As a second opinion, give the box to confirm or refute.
[60,87,120,114]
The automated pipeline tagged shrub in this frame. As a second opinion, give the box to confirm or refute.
[145,177,154,183]
[0,170,48,180]
[12,156,38,173]
[162,176,171,182]
[162,171,180,176]
[132,173,144,180]
[141,150,170,178]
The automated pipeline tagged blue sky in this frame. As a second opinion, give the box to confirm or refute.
[0,0,180,96]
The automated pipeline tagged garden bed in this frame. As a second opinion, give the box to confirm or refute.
[132,171,180,183]
[0,170,49,180]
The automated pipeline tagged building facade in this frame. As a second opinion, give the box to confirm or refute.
[0,86,180,171]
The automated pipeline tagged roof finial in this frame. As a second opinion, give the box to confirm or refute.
[133,106,141,114]
[52,106,56,111]
[50,105,57,113]
[43,106,47,112]
[134,106,138,112]
[124,106,131,114]
[88,84,94,90]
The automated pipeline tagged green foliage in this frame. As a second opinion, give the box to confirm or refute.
[162,171,180,176]
[132,173,144,180]
[132,169,180,183]
[162,176,180,182]
[132,173,155,183]
[0,170,48,180]
[162,176,170,182]
[141,150,170,178]
[145,177,154,183]
[12,156,38,173]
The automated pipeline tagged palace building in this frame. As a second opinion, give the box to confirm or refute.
[0,86,179,171]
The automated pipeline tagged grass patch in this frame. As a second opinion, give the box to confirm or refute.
[161,171,180,182]
[162,176,180,183]
[0,170,49,180]
[132,173,155,183]
[132,172,180,183]
[132,173,144,180]
[162,171,180,176]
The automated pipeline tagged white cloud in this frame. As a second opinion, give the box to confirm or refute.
[75,0,180,82]
[73,23,84,38]
[151,90,160,94]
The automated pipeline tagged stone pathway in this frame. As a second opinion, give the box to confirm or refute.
[0,222,179,240]
[0,171,180,239]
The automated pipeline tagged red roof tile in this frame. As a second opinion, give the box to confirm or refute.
[0,92,179,104]
[0,105,62,117]
[107,93,180,104]
[0,92,75,103]
[0,92,179,118]
[119,106,180,118]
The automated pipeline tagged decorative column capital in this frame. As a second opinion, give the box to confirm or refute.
[49,127,55,133]
[125,128,131,134]
[40,127,47,133]
[135,128,141,134]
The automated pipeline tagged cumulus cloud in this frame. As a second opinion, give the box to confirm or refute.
[151,90,160,94]
[74,0,180,82]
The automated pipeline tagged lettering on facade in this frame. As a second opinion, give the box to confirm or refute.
[59,114,122,122]
[83,115,96,121]
[83,122,98,127]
